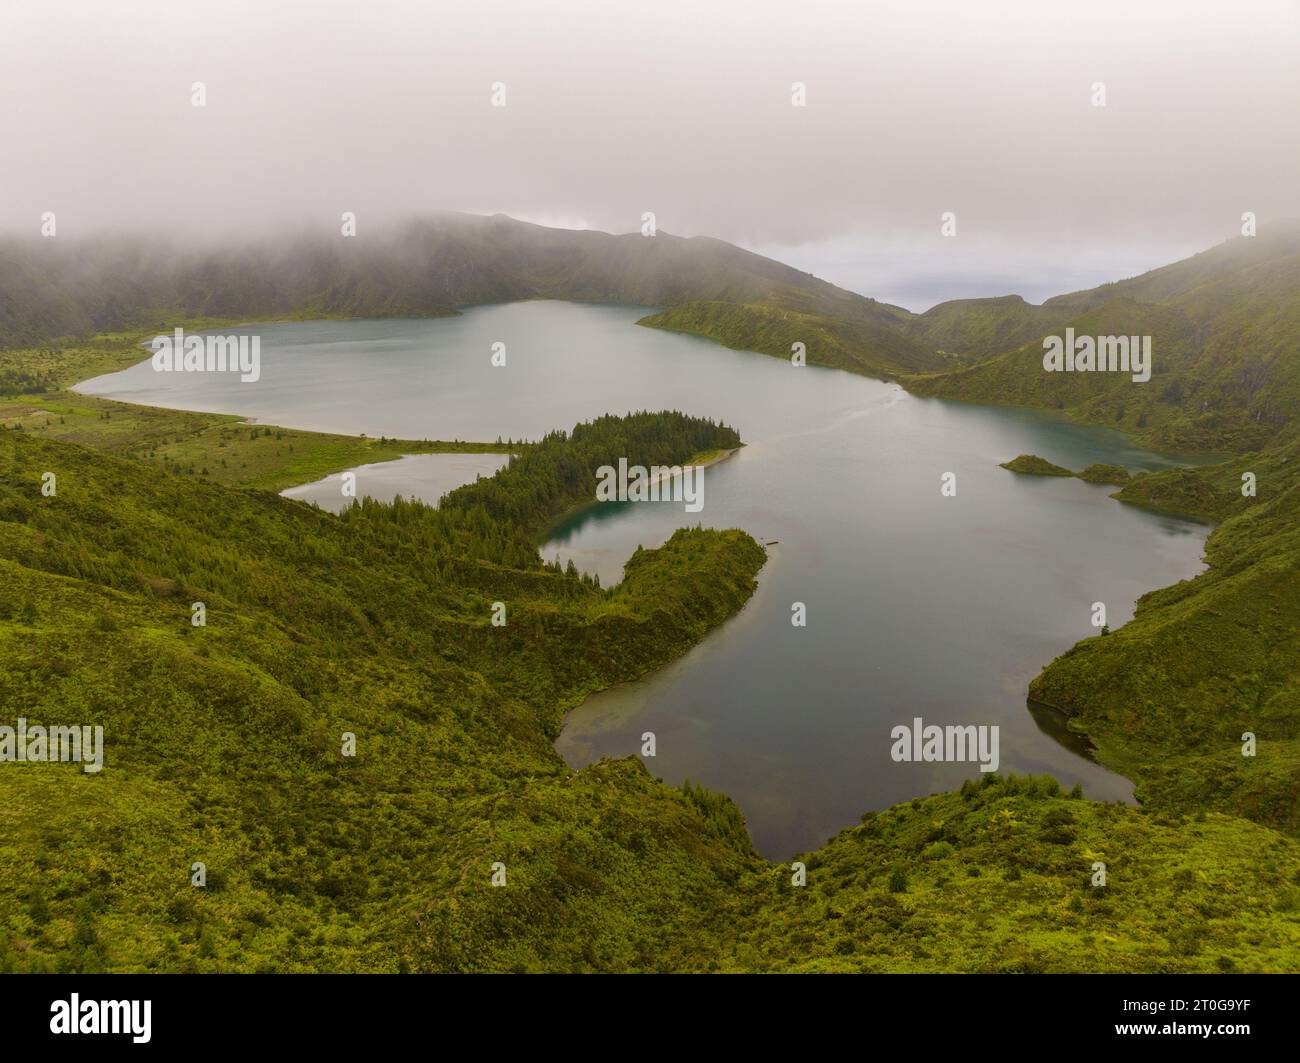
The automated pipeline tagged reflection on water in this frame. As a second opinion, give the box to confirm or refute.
[1026,699,1099,762]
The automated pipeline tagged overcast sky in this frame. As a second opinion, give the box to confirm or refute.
[2,0,1296,308]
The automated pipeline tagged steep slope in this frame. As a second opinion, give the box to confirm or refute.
[1046,225,1300,311]
[910,226,1300,451]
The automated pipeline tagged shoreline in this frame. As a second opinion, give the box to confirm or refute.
[535,445,743,544]
[51,312,1220,821]
[46,320,518,493]
[72,308,1215,482]
[636,310,1238,469]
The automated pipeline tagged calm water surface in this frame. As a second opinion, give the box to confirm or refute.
[79,303,1209,857]
[282,452,509,513]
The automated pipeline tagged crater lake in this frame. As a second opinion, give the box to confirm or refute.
[78,301,1210,857]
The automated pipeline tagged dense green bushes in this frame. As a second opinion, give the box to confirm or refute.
[0,413,769,972]
[4,418,1298,972]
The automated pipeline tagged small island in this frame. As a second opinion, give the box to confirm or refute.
[1001,454,1133,485]
[1000,454,1075,476]
[1077,463,1132,485]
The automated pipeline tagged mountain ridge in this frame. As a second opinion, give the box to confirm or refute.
[8,215,1299,453]
[0,212,934,367]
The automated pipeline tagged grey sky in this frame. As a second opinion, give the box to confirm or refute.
[2,0,1296,309]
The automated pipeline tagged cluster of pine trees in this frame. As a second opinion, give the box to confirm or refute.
[440,410,739,534]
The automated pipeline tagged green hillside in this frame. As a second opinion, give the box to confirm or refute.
[0,413,768,972]
[905,294,1071,364]
[910,227,1300,453]
[4,417,1299,973]
[6,221,1300,973]
[943,235,1300,848]
[1028,438,1300,837]
[632,221,1300,454]
[637,294,941,377]
[717,774,1300,973]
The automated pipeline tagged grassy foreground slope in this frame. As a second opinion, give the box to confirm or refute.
[3,413,1300,972]
[719,775,1300,973]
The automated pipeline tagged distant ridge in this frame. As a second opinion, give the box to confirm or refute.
[5,214,1299,449]
[0,211,938,374]
[908,223,1300,451]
